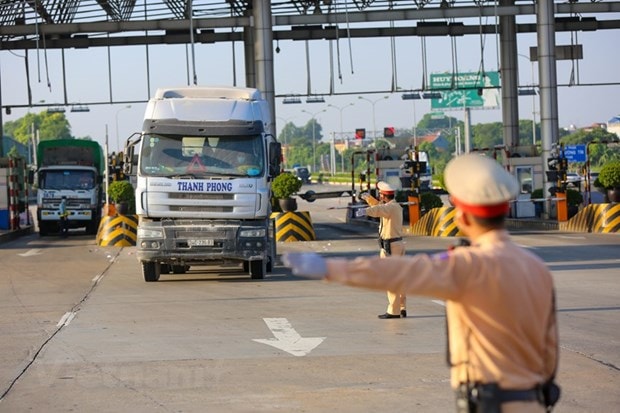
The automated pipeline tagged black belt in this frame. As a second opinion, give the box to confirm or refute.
[458,383,543,405]
[496,389,541,403]
[382,237,402,243]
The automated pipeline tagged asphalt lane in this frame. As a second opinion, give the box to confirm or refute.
[0,186,618,412]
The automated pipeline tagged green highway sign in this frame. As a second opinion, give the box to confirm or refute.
[430,71,500,110]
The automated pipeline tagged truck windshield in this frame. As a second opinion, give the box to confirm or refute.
[140,134,265,178]
[39,170,95,190]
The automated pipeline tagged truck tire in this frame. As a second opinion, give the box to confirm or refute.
[39,222,50,237]
[172,265,188,274]
[249,260,265,280]
[160,264,171,274]
[243,260,250,273]
[142,262,160,282]
[86,220,98,235]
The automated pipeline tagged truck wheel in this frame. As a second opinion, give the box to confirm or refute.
[160,264,171,274]
[172,265,188,274]
[243,260,250,273]
[86,220,98,235]
[249,260,265,280]
[39,222,49,237]
[142,262,160,282]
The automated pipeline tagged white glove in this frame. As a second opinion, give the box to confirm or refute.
[282,252,327,279]
[359,192,370,201]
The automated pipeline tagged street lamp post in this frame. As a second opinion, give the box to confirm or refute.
[357,95,388,143]
[519,53,537,145]
[115,105,132,153]
[327,103,355,173]
[277,116,296,169]
[301,109,326,174]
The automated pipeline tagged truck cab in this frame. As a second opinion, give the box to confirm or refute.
[125,87,281,282]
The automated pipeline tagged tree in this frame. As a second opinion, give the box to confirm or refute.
[4,110,72,144]
[471,122,503,149]
[417,113,460,131]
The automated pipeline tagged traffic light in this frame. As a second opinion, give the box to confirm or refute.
[383,126,395,138]
[355,128,366,140]
[547,156,559,171]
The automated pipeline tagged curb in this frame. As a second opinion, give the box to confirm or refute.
[0,226,34,246]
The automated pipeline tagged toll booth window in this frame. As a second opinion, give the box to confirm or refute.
[516,166,533,194]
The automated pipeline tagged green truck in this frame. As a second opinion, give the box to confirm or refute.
[35,139,104,236]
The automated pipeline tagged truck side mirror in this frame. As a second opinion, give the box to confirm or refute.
[268,141,282,176]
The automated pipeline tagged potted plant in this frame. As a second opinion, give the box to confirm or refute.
[597,160,620,203]
[419,191,444,215]
[565,188,583,218]
[271,172,302,212]
[108,180,135,215]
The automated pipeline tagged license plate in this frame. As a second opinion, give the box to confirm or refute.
[188,239,215,247]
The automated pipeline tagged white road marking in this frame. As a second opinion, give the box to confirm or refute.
[253,318,325,357]
[56,312,76,328]
[432,300,446,307]
[18,249,42,257]
[92,274,104,284]
[557,235,586,240]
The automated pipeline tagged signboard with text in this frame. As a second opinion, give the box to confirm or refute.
[430,71,500,110]
[563,144,587,162]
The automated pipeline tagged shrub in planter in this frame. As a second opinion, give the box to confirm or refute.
[271,172,302,212]
[108,180,135,214]
[598,160,620,190]
[419,191,444,214]
[272,172,302,199]
[598,161,620,202]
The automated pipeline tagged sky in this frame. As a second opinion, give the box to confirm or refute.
[2,11,619,153]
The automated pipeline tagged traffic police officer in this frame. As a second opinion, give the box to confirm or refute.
[361,181,406,319]
[284,154,560,412]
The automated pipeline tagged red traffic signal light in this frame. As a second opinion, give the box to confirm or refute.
[355,128,366,140]
[383,126,395,138]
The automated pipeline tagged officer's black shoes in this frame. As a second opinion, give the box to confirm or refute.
[378,313,400,319]
[400,309,407,318]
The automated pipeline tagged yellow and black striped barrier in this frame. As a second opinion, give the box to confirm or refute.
[97,214,138,246]
[271,211,316,242]
[409,207,463,237]
[560,203,620,233]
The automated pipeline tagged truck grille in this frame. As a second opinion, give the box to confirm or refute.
[169,205,233,213]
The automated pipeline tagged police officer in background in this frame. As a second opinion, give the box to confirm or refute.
[361,181,406,319]
[284,154,560,412]
[59,196,69,237]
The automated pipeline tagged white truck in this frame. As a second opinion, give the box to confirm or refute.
[124,86,281,282]
[35,139,104,236]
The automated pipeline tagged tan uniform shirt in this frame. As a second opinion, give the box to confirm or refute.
[365,199,403,240]
[325,229,558,390]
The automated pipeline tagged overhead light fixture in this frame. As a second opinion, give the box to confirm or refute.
[306,96,325,104]
[71,104,90,112]
[518,88,537,96]
[48,106,66,113]
[401,92,421,100]
[283,96,302,104]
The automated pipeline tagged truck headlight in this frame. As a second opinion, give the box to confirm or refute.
[239,228,266,238]
[137,227,164,239]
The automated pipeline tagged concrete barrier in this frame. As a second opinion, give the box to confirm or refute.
[272,211,316,242]
[96,214,138,246]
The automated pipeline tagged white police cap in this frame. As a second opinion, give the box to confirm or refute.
[377,181,396,195]
[445,154,519,216]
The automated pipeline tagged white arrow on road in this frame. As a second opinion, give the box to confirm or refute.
[18,249,42,257]
[253,318,325,357]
